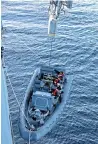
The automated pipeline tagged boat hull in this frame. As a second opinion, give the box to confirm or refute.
[19,66,73,141]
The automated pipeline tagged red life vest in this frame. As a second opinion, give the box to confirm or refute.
[54,78,60,85]
[52,89,58,96]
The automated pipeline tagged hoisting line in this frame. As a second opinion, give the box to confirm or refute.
[29,130,31,144]
[49,38,55,66]
[4,68,32,127]
[49,40,52,66]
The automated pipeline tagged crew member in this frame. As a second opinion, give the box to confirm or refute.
[32,109,49,125]
[53,77,60,86]
[58,72,64,80]
[52,88,59,96]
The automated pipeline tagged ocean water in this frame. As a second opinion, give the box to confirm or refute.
[2,0,98,144]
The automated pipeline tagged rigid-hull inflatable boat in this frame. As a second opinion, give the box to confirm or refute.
[19,66,72,141]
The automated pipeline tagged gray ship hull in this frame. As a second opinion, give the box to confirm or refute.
[1,67,13,144]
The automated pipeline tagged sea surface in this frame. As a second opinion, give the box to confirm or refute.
[2,0,98,144]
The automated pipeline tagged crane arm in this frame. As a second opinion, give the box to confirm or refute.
[48,0,72,36]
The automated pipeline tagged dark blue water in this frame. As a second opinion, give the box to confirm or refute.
[2,1,98,144]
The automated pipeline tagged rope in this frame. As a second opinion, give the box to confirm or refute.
[9,114,15,144]
[49,38,55,66]
[49,40,53,66]
[3,61,32,129]
[5,69,21,107]
[4,66,32,144]
[29,130,31,144]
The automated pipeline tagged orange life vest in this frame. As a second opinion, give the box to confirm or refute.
[54,78,60,85]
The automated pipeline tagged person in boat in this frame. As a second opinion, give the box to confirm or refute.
[44,73,54,81]
[57,82,63,91]
[54,70,64,79]
[31,109,49,125]
[53,77,60,86]
[57,83,63,95]
[51,81,63,95]
[53,71,65,86]
[51,88,59,97]
[58,72,67,84]
[58,72,64,80]
[57,72,64,80]
[51,86,63,103]
[57,83,61,90]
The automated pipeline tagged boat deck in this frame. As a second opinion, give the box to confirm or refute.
[26,66,66,129]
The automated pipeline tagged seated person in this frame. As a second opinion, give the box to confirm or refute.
[57,84,63,94]
[53,78,60,86]
[44,74,54,81]
[51,88,60,97]
[31,109,49,125]
[57,83,63,90]
[54,69,64,80]
[58,72,64,80]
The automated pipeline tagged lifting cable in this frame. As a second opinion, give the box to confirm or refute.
[29,130,31,144]
[49,38,55,66]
